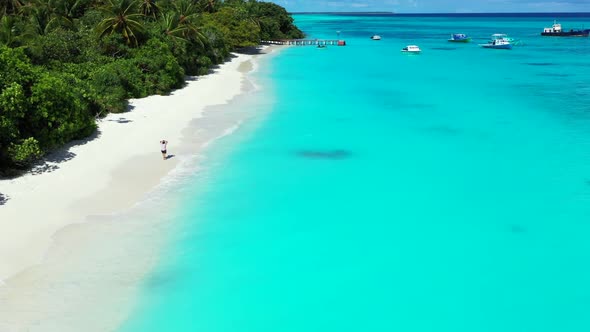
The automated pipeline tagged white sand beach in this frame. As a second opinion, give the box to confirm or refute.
[0,47,277,331]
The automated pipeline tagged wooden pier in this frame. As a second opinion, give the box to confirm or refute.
[261,39,346,46]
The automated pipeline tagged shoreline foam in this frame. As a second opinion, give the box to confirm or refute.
[0,46,281,331]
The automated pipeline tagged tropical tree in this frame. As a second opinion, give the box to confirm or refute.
[26,5,63,36]
[198,0,219,13]
[247,1,303,40]
[1,0,24,16]
[159,11,189,42]
[0,15,21,46]
[96,0,144,46]
[204,6,259,48]
[138,0,159,19]
[54,0,88,22]
[172,0,198,24]
[169,0,207,46]
[17,0,78,39]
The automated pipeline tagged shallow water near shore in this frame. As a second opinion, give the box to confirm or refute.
[0,50,271,331]
[120,14,590,331]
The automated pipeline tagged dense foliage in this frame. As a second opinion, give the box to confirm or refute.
[0,0,303,175]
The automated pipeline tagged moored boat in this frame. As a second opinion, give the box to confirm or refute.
[401,45,421,53]
[490,33,523,46]
[491,33,517,43]
[479,38,512,49]
[371,35,382,40]
[448,33,471,42]
[541,21,590,37]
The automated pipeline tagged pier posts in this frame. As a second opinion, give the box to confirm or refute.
[260,39,347,46]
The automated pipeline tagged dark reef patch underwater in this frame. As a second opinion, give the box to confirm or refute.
[510,225,527,234]
[524,62,557,66]
[536,73,570,77]
[295,150,352,160]
[422,125,462,136]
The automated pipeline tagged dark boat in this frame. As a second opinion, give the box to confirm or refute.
[541,21,590,37]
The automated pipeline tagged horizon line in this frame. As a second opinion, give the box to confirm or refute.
[289,11,590,14]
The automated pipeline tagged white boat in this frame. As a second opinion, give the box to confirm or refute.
[490,33,523,45]
[371,35,382,40]
[491,33,514,42]
[479,38,512,49]
[401,45,421,53]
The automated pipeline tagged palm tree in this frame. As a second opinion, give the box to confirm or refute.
[170,0,206,46]
[160,12,188,42]
[26,4,62,36]
[17,0,76,36]
[172,0,198,25]
[1,0,24,16]
[138,0,159,19]
[0,15,21,47]
[55,0,86,21]
[198,0,218,13]
[96,0,144,46]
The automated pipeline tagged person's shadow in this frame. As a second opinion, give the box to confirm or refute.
[165,155,175,160]
[0,193,8,206]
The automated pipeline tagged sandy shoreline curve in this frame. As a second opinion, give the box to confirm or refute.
[0,46,280,331]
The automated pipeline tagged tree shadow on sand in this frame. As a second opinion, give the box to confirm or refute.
[107,117,133,124]
[30,130,102,176]
[235,46,267,55]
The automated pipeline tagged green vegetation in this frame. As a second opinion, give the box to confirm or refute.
[0,0,303,176]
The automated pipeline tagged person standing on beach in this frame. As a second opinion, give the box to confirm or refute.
[160,140,168,160]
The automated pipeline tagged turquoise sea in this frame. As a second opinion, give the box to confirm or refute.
[120,14,590,331]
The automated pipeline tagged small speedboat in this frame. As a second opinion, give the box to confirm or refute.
[371,35,382,40]
[401,45,421,53]
[448,33,471,42]
[479,38,512,49]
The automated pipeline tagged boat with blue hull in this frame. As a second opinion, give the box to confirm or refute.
[448,33,471,42]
